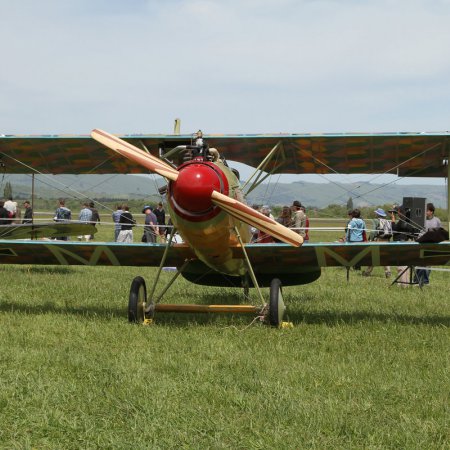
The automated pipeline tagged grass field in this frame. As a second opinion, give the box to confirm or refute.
[1,219,449,448]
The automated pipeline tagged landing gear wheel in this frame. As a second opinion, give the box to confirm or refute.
[268,278,286,327]
[128,276,147,323]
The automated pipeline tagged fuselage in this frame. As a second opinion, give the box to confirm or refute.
[167,157,251,276]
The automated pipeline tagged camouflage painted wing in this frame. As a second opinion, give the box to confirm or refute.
[0,223,97,240]
[0,240,195,267]
[236,242,450,269]
[1,132,448,177]
[1,240,448,288]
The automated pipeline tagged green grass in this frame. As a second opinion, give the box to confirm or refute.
[0,220,449,448]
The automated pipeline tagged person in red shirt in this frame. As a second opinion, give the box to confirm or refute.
[257,206,275,244]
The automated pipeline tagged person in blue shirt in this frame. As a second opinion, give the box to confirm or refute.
[54,199,72,241]
[346,209,366,243]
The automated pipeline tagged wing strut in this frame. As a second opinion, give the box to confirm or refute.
[233,226,266,307]
[241,140,286,194]
[146,225,179,304]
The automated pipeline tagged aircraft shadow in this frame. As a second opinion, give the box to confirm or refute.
[0,299,448,328]
[0,300,124,320]
[286,309,450,327]
[193,292,255,305]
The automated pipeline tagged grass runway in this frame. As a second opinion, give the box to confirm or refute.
[0,220,449,448]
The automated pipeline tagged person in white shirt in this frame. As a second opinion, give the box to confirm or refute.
[4,197,17,219]
[416,203,442,285]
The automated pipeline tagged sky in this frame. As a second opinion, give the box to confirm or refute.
[1,0,450,187]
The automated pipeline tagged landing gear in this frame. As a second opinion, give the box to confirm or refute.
[127,275,286,328]
[268,278,286,327]
[128,276,148,323]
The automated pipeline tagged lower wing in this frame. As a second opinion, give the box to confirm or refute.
[1,240,449,268]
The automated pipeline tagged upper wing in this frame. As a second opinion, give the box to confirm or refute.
[1,132,448,176]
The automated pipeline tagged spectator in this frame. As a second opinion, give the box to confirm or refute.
[78,202,93,241]
[142,206,158,243]
[290,200,307,240]
[276,206,292,228]
[345,209,366,242]
[153,202,166,241]
[88,201,100,240]
[363,208,391,278]
[261,205,274,220]
[22,201,33,224]
[112,204,124,241]
[54,199,72,241]
[274,206,292,243]
[0,200,9,225]
[416,203,442,285]
[300,206,310,242]
[4,196,17,220]
[54,199,72,222]
[339,210,353,242]
[89,201,100,224]
[250,205,261,243]
[118,205,135,243]
[345,208,366,271]
[257,206,275,243]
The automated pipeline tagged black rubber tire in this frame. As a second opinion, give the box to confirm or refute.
[128,276,147,323]
[269,278,284,327]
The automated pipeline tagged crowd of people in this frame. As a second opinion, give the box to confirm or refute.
[251,200,310,243]
[0,197,167,244]
[1,194,445,285]
[0,197,33,225]
[340,202,443,285]
[111,201,166,243]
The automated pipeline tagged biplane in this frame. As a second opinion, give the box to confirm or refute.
[1,129,449,326]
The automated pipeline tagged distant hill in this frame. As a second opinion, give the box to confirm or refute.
[246,180,447,208]
[3,174,164,201]
[2,174,447,208]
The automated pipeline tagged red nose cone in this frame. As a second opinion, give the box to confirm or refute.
[171,163,222,213]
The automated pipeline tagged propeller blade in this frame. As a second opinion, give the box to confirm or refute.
[91,129,179,181]
[211,191,303,247]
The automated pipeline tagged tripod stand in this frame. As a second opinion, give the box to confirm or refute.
[390,266,424,288]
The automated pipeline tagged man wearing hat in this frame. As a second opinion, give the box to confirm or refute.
[290,200,307,241]
[363,208,392,277]
[142,206,158,243]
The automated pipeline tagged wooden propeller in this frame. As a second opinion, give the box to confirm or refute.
[92,129,302,247]
[91,129,179,181]
[211,191,303,247]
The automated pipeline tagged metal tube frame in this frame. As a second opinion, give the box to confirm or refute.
[233,226,266,307]
[241,140,285,194]
[147,225,176,303]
